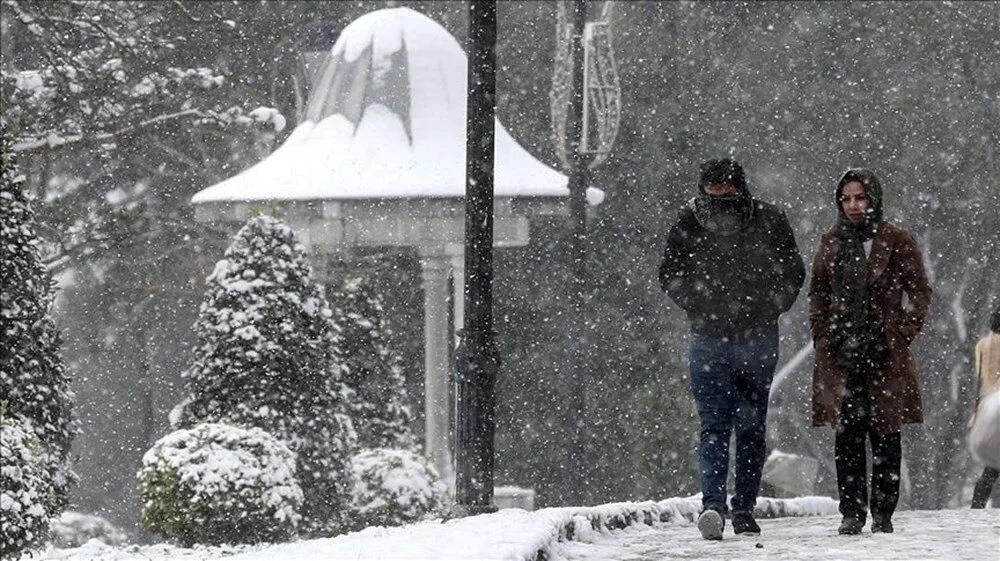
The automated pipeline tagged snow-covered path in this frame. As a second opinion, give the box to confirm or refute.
[30,501,999,561]
[554,508,1000,561]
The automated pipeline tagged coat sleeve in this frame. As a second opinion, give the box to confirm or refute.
[971,338,985,424]
[772,210,806,314]
[808,238,833,343]
[658,220,697,312]
[896,230,932,344]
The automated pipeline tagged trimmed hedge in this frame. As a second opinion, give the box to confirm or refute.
[138,422,303,547]
[349,448,448,531]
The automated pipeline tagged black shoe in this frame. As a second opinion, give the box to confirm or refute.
[871,515,893,533]
[697,508,725,541]
[838,515,865,535]
[732,511,761,535]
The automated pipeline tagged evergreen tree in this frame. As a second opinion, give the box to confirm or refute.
[0,120,76,513]
[173,214,356,536]
[331,274,415,450]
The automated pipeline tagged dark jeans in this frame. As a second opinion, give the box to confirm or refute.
[835,372,901,520]
[689,331,778,513]
[972,467,999,509]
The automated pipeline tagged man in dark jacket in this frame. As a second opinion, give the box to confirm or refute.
[659,158,805,540]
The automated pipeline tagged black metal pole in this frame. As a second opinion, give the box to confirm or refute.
[454,0,499,514]
[565,0,591,506]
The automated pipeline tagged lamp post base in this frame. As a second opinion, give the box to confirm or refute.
[448,503,499,519]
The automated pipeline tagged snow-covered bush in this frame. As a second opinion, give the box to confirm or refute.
[331,274,415,450]
[48,511,128,548]
[137,422,303,547]
[173,215,356,536]
[1,412,54,559]
[349,448,448,531]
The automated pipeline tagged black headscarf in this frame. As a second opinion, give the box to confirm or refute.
[835,168,883,227]
[830,168,887,371]
[692,158,754,235]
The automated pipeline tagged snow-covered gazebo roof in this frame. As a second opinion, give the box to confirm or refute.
[192,7,602,204]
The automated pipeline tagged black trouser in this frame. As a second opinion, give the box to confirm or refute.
[835,372,901,520]
[972,467,1000,509]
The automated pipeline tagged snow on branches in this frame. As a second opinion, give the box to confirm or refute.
[2,0,285,157]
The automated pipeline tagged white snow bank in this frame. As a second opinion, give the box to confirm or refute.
[223,496,837,561]
[29,496,837,561]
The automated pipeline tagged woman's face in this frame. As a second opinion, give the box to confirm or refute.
[840,181,870,223]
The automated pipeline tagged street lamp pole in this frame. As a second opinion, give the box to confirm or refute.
[566,0,592,506]
[454,0,499,515]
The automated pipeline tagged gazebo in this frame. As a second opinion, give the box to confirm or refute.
[191,7,603,488]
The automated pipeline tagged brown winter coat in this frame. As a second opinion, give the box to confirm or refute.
[809,221,933,435]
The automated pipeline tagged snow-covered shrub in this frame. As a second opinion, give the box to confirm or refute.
[48,511,128,548]
[1,412,54,559]
[173,215,356,536]
[0,121,76,514]
[349,448,448,531]
[137,422,303,547]
[331,274,415,450]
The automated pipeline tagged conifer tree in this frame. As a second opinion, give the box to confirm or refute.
[331,274,415,450]
[0,121,76,513]
[174,214,356,536]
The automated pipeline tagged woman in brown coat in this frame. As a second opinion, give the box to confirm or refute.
[808,168,932,535]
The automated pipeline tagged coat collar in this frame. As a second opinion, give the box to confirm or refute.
[866,222,892,283]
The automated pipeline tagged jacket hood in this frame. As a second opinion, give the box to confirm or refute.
[698,158,751,199]
[692,158,755,235]
[835,168,883,224]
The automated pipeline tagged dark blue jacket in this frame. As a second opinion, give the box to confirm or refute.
[659,200,805,338]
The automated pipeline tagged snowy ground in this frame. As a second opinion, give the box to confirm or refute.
[555,508,1000,561]
[29,497,999,561]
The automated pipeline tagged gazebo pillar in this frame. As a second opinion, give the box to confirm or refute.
[417,246,458,488]
[449,251,466,345]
